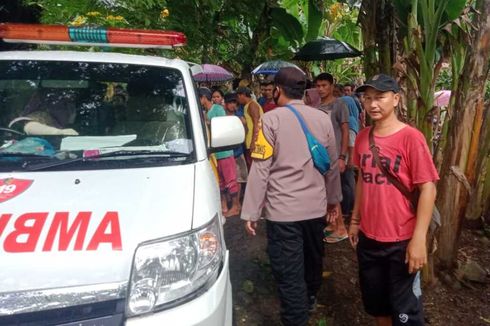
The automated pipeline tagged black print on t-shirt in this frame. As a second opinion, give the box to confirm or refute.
[360,153,402,185]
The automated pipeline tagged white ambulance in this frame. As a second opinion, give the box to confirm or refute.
[0,24,242,325]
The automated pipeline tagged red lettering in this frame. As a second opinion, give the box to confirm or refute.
[42,212,91,251]
[0,214,12,237]
[4,213,48,253]
[86,212,122,251]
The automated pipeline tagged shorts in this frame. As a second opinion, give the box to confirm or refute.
[357,232,424,325]
[235,154,248,183]
[349,129,357,147]
[217,156,239,195]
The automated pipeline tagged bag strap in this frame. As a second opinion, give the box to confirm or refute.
[368,127,414,200]
[284,104,312,137]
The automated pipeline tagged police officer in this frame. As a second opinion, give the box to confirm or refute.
[241,67,342,326]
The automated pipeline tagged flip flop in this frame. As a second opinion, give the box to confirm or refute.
[323,228,334,238]
[323,234,348,244]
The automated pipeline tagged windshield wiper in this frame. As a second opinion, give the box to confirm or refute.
[24,150,190,171]
[0,152,51,158]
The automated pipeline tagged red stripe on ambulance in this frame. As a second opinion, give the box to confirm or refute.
[0,211,122,252]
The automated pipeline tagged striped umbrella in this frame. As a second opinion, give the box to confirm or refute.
[434,90,451,107]
[252,60,304,75]
[193,64,234,82]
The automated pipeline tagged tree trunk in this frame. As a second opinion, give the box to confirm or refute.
[377,0,396,74]
[359,0,378,78]
[436,0,490,270]
[465,101,490,221]
[240,2,270,77]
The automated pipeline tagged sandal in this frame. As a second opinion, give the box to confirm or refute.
[323,234,348,244]
[323,226,335,238]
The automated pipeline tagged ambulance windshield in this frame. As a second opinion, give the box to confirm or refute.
[0,60,194,171]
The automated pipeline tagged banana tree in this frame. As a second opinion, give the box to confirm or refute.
[280,0,324,42]
[385,0,490,282]
[395,0,467,146]
[284,0,363,80]
[465,105,490,223]
[436,0,490,270]
[358,0,397,77]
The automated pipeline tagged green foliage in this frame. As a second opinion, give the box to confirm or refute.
[330,5,361,49]
[24,0,94,24]
[323,57,363,84]
[280,0,362,81]
[435,68,452,90]
[317,318,328,326]
[270,7,304,44]
[21,0,363,79]
[395,0,468,143]
[444,0,468,21]
[305,0,323,42]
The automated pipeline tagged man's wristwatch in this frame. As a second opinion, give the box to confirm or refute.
[339,154,347,161]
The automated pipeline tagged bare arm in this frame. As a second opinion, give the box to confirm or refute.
[24,121,78,136]
[248,102,261,151]
[348,176,363,247]
[406,182,437,273]
[324,119,342,206]
[337,122,348,173]
[351,176,363,223]
[340,122,349,156]
[239,116,247,126]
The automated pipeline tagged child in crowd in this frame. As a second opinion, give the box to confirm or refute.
[198,87,241,217]
[224,92,248,204]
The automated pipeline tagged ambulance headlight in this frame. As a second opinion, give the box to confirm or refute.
[126,215,223,317]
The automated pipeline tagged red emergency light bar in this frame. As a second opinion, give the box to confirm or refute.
[0,23,187,49]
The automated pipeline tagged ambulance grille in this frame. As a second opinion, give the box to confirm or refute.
[0,298,125,326]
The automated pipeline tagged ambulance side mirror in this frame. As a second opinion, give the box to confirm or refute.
[210,116,245,152]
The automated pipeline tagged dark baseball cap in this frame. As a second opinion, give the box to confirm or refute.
[356,74,400,93]
[224,92,238,103]
[274,67,306,91]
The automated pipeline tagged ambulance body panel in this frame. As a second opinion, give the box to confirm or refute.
[0,27,243,325]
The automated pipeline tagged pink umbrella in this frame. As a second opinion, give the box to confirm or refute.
[434,90,451,107]
[193,64,234,82]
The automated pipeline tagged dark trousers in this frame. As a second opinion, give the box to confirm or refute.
[341,167,355,216]
[266,217,326,326]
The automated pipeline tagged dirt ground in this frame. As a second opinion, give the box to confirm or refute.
[223,216,490,326]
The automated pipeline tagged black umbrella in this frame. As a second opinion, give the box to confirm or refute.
[293,37,362,61]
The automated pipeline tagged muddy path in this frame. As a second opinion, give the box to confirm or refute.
[224,216,490,326]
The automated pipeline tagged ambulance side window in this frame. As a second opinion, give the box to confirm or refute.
[192,78,210,152]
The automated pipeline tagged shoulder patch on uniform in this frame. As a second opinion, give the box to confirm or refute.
[251,119,273,160]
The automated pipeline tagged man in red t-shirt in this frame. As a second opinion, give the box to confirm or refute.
[257,80,277,113]
[349,74,439,326]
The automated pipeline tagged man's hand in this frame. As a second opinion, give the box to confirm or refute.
[338,159,346,173]
[245,221,258,236]
[326,204,338,223]
[405,236,427,274]
[348,223,360,248]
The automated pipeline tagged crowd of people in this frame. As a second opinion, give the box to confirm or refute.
[199,67,438,326]
[199,74,363,225]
